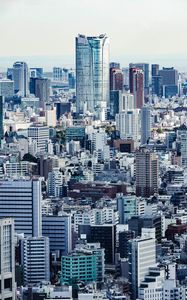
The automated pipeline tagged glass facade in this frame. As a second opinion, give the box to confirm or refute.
[76,34,109,121]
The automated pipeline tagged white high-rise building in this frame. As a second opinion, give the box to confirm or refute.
[13,61,29,97]
[119,92,135,112]
[28,125,49,153]
[76,34,109,121]
[91,128,107,152]
[0,178,42,236]
[116,109,140,143]
[129,237,156,299]
[0,218,15,300]
[21,236,50,285]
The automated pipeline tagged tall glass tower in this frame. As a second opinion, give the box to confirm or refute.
[13,61,29,97]
[76,34,109,121]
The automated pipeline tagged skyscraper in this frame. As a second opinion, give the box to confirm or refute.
[116,109,140,143]
[141,106,151,145]
[0,218,15,300]
[129,237,156,299]
[151,64,159,76]
[76,34,109,121]
[0,178,42,236]
[129,67,144,108]
[35,78,50,109]
[129,63,149,97]
[135,148,158,197]
[158,67,178,97]
[13,61,29,97]
[110,67,123,91]
[0,96,4,140]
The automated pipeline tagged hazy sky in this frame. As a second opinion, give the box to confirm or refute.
[0,0,187,69]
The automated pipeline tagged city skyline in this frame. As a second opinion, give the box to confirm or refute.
[1,0,187,71]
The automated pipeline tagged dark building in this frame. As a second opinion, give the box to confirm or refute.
[118,230,135,258]
[113,139,134,153]
[158,67,178,97]
[129,67,144,108]
[152,76,162,96]
[129,63,149,98]
[35,78,50,109]
[65,126,86,147]
[68,72,76,89]
[79,224,116,264]
[110,91,120,119]
[30,77,50,109]
[110,68,123,91]
[151,64,159,76]
[38,155,53,180]
[135,148,158,198]
[54,102,71,120]
[164,85,178,98]
[128,215,162,242]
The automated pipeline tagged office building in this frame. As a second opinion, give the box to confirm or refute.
[129,237,156,299]
[180,131,187,168]
[28,125,49,153]
[68,71,76,89]
[141,106,151,145]
[119,92,135,112]
[117,194,145,224]
[152,75,162,96]
[76,34,109,120]
[79,224,116,264]
[109,90,120,118]
[46,107,57,127]
[53,67,63,81]
[61,243,104,284]
[30,68,43,78]
[158,67,178,97]
[138,267,165,300]
[20,236,50,285]
[54,102,71,120]
[0,96,3,140]
[13,61,29,97]
[0,218,15,300]
[110,67,123,91]
[118,230,135,258]
[7,68,13,80]
[0,79,14,98]
[0,178,42,236]
[129,63,149,97]
[116,109,140,144]
[66,126,85,147]
[128,215,162,242]
[158,67,178,86]
[35,78,50,109]
[47,168,63,197]
[129,67,144,108]
[122,67,129,89]
[135,148,158,197]
[42,214,72,256]
[151,64,159,76]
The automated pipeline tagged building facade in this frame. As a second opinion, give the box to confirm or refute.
[76,34,109,121]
